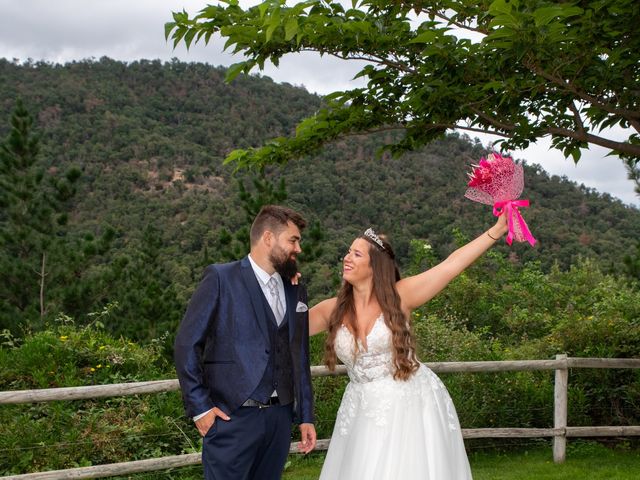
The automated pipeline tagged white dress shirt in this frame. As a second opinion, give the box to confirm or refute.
[247,254,286,320]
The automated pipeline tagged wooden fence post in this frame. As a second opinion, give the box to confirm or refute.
[553,353,568,463]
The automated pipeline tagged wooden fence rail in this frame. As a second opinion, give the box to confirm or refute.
[2,356,639,480]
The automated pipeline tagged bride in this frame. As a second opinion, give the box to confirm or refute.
[309,215,507,479]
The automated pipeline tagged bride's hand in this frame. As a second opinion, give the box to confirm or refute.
[291,272,301,285]
[489,212,508,239]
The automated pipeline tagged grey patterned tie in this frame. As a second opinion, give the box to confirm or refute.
[267,276,285,325]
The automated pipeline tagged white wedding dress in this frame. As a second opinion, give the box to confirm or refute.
[319,315,473,480]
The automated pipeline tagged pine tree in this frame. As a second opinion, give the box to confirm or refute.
[212,170,326,266]
[623,242,640,281]
[0,99,79,332]
[214,171,288,262]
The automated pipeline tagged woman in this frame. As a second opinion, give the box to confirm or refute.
[310,215,508,479]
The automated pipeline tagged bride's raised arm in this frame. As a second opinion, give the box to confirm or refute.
[309,297,337,336]
[397,215,508,312]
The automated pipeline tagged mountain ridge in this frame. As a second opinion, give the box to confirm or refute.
[1,57,639,335]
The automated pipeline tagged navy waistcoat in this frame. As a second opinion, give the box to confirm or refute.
[249,293,294,405]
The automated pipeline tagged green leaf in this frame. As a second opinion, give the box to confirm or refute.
[265,8,281,42]
[224,148,248,165]
[266,23,278,42]
[258,2,269,19]
[532,6,563,27]
[563,6,584,17]
[172,10,189,23]
[223,36,236,52]
[285,18,299,41]
[164,22,176,41]
[409,30,438,44]
[184,29,197,49]
[171,28,187,49]
[482,81,504,91]
[488,0,517,16]
[324,91,346,102]
[225,62,248,82]
[569,146,582,163]
[295,116,320,135]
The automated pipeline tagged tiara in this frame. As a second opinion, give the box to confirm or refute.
[364,228,385,250]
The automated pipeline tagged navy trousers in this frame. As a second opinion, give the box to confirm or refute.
[202,403,293,480]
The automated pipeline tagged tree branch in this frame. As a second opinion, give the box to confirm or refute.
[39,251,46,318]
[467,105,639,156]
[568,101,586,136]
[452,125,512,138]
[525,58,640,123]
[349,124,407,136]
[325,51,418,75]
[546,126,640,157]
[426,9,489,35]
[468,107,517,132]
[341,122,512,141]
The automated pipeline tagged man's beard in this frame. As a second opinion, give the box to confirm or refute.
[270,246,299,280]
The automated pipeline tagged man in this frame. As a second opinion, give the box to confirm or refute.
[174,205,316,480]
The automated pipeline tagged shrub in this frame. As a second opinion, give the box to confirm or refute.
[0,312,198,475]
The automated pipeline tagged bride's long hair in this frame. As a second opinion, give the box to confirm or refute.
[323,232,420,381]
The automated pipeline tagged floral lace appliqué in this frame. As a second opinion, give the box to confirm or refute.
[333,315,460,436]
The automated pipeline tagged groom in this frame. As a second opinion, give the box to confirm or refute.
[174,205,316,480]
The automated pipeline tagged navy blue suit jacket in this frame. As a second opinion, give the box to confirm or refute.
[174,257,314,425]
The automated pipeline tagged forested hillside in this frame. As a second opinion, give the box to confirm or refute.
[1,57,639,341]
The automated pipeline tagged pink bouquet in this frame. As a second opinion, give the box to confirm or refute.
[465,152,536,246]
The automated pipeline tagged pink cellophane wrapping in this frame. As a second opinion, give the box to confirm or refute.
[464,153,536,246]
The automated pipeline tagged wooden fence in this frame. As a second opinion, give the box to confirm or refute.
[1,355,639,480]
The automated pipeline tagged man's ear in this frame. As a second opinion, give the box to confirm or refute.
[262,230,273,247]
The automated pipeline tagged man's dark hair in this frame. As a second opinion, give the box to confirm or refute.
[250,205,307,245]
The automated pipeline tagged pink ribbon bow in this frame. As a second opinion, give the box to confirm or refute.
[493,200,537,246]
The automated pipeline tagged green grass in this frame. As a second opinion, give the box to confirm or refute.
[282,454,326,480]
[470,442,640,480]
[282,442,640,480]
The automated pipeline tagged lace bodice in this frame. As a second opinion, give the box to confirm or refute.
[333,314,461,437]
[335,314,395,383]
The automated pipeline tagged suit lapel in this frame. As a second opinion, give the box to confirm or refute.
[283,281,297,341]
[240,257,270,343]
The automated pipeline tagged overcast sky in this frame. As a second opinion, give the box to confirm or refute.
[1,0,637,207]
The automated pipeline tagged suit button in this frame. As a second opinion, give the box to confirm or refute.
[265,349,270,354]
